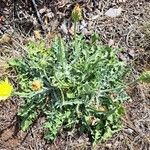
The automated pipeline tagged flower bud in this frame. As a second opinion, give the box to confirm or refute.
[71,3,82,22]
[31,80,43,91]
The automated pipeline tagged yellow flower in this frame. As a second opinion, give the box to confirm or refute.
[71,3,82,22]
[31,80,43,91]
[0,78,13,101]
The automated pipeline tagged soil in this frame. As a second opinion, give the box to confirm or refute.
[0,0,150,150]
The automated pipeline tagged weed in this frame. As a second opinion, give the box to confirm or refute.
[9,34,130,145]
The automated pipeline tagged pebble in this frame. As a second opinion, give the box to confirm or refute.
[105,7,122,18]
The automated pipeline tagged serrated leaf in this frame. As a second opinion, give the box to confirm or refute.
[21,112,37,131]
[139,71,150,83]
[102,127,112,141]
[66,92,75,98]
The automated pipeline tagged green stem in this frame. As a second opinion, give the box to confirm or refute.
[74,21,77,38]
[60,87,65,104]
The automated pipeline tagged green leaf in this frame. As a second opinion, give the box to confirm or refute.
[9,59,20,66]
[139,71,150,83]
[21,111,37,131]
[66,92,75,99]
[102,127,113,141]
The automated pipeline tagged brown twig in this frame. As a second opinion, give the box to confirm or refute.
[31,0,45,31]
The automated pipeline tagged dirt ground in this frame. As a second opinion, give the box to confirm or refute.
[0,0,150,150]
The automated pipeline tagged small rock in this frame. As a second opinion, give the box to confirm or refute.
[60,21,68,34]
[91,15,100,20]
[108,39,115,47]
[118,52,128,62]
[105,143,112,149]
[128,49,135,58]
[80,20,87,30]
[118,0,126,2]
[33,30,41,40]
[81,28,91,36]
[0,33,12,44]
[39,7,47,14]
[125,128,134,134]
[105,7,122,18]
[45,12,54,19]
[128,98,133,102]
[77,138,84,143]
